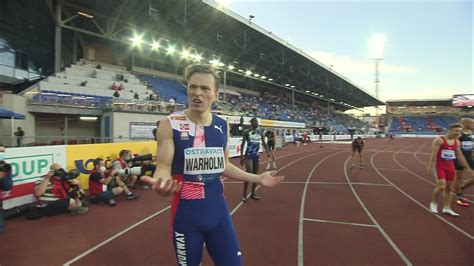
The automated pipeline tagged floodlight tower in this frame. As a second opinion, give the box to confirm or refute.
[370,34,386,122]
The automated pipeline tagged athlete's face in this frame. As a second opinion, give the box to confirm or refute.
[251,119,258,129]
[448,127,462,138]
[187,73,218,114]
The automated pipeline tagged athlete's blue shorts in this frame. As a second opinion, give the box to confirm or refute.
[171,178,242,266]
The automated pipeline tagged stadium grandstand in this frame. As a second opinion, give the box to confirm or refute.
[386,98,473,135]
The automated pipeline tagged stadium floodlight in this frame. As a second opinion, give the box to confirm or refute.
[238,69,244,72]
[285,84,290,87]
[77,11,94,19]
[181,49,191,59]
[260,76,267,79]
[80,116,98,121]
[151,41,160,51]
[209,59,223,67]
[305,90,310,93]
[370,33,386,120]
[227,65,235,70]
[254,74,260,77]
[166,45,176,55]
[290,85,295,88]
[268,78,273,81]
[245,70,252,76]
[370,33,386,60]
[191,54,203,62]
[320,95,324,97]
[131,33,144,47]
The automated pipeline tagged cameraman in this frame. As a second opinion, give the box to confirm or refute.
[89,158,139,205]
[0,146,12,233]
[113,150,138,189]
[34,163,88,217]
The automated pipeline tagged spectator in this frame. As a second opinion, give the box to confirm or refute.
[91,70,97,78]
[119,83,125,91]
[134,92,139,100]
[0,146,12,233]
[113,150,139,193]
[89,158,139,206]
[14,127,25,147]
[113,91,120,98]
[80,81,88,87]
[111,82,119,91]
[152,121,160,140]
[32,163,88,218]
[96,64,102,69]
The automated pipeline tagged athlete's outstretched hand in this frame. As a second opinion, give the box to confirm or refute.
[141,176,182,197]
[259,170,284,188]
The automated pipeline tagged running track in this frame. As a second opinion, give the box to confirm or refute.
[1,138,473,265]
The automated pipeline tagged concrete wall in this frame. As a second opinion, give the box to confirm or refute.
[0,93,35,146]
[103,111,167,140]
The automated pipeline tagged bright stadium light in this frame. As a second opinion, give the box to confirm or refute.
[227,65,235,70]
[77,11,94,19]
[181,49,191,59]
[166,45,176,55]
[290,85,295,88]
[238,69,244,72]
[245,70,252,76]
[370,33,386,60]
[80,116,98,121]
[305,90,310,93]
[192,54,203,62]
[260,76,266,79]
[285,83,290,87]
[254,73,260,77]
[268,78,273,81]
[151,41,160,51]
[131,33,144,47]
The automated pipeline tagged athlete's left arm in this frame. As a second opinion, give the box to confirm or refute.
[455,140,473,172]
[223,123,284,187]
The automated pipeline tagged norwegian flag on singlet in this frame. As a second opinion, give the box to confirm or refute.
[180,181,205,199]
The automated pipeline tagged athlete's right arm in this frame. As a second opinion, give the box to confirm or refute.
[141,119,182,197]
[427,137,442,175]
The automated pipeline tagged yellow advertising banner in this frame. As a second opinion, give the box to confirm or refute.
[66,141,156,188]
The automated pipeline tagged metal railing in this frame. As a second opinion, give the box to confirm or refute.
[0,135,155,148]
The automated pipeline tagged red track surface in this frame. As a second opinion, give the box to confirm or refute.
[1,138,473,265]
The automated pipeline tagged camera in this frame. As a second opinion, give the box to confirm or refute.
[127,154,153,163]
[53,168,80,181]
[116,167,142,176]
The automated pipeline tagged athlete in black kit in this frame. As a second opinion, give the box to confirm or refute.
[265,129,277,170]
[453,118,474,207]
[351,137,365,169]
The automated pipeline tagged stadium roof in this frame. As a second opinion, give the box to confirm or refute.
[386,98,453,106]
[47,0,384,109]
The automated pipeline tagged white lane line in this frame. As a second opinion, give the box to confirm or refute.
[297,151,347,266]
[222,181,391,187]
[371,152,474,240]
[303,218,377,228]
[230,150,332,216]
[376,168,408,171]
[413,142,427,166]
[344,156,412,266]
[63,206,171,266]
